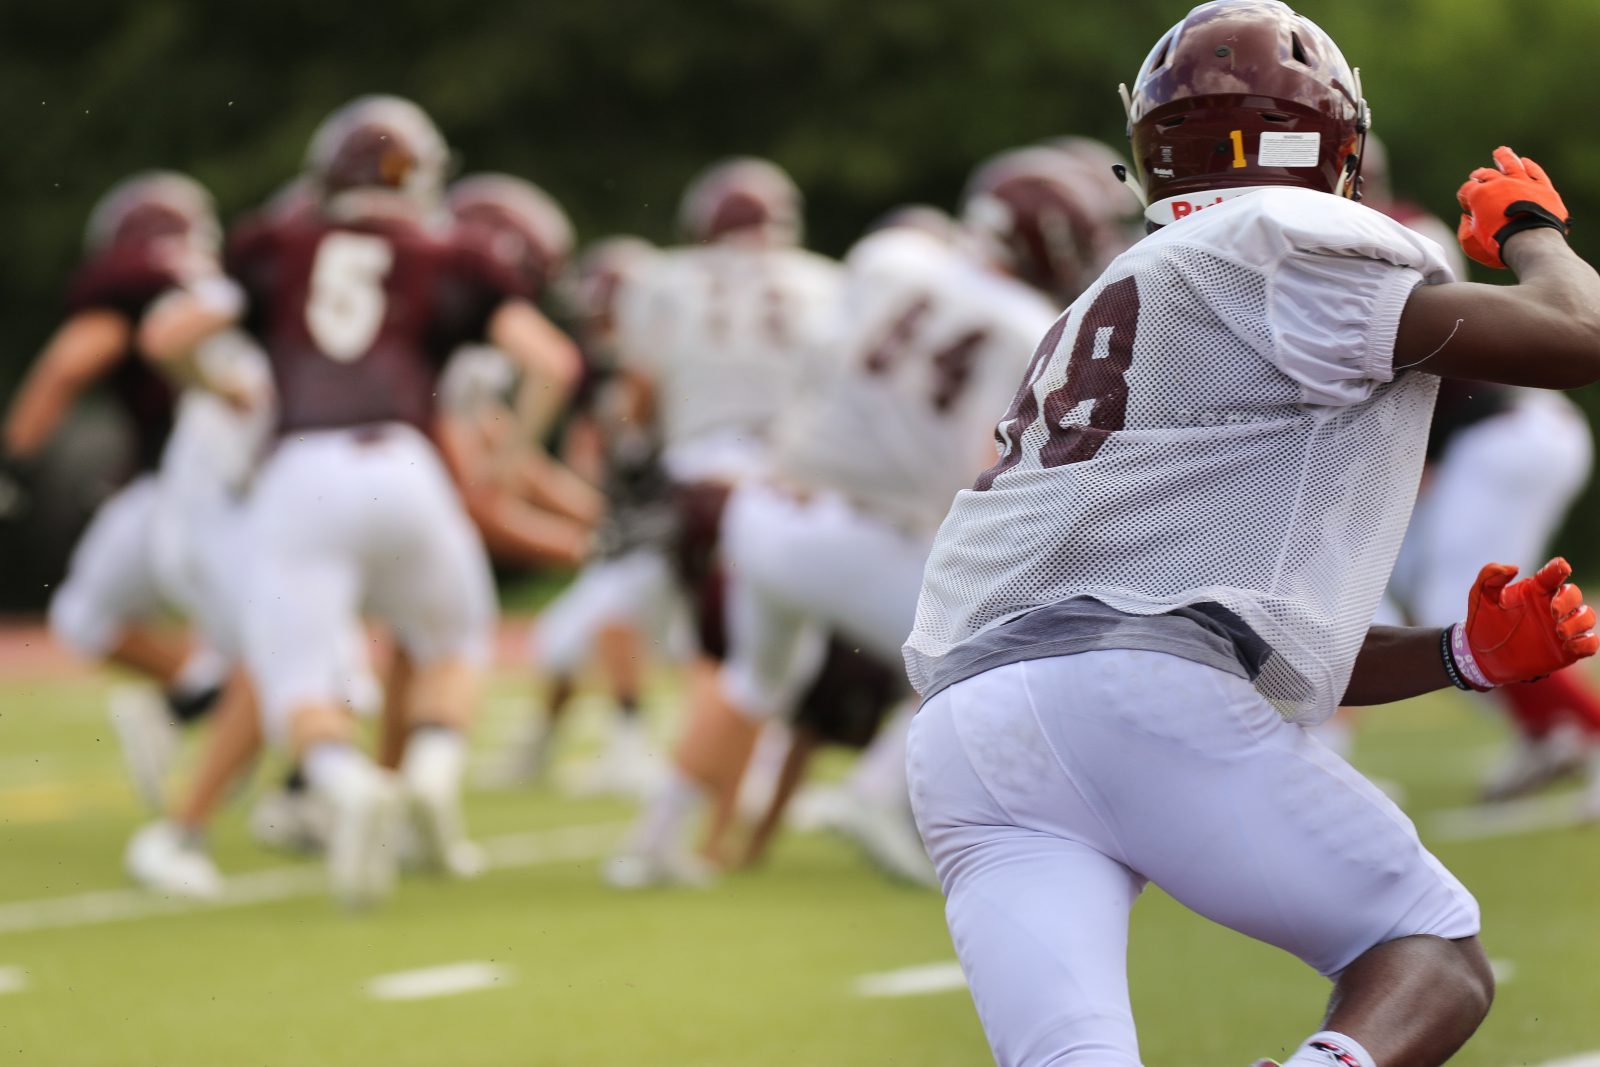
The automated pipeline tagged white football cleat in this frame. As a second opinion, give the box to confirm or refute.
[108,685,180,812]
[321,764,403,908]
[249,787,331,854]
[567,719,664,800]
[125,820,223,901]
[601,847,716,891]
[785,783,854,833]
[838,800,939,889]
[401,730,482,879]
[1479,724,1587,803]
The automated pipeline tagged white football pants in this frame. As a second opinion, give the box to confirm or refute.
[1388,391,1592,626]
[242,425,496,740]
[529,548,683,674]
[908,650,1480,1067]
[48,476,165,657]
[719,481,930,719]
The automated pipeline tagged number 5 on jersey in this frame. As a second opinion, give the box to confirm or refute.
[975,276,1141,490]
[306,232,394,362]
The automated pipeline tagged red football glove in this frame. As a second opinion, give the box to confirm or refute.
[1450,557,1600,690]
[1456,146,1571,270]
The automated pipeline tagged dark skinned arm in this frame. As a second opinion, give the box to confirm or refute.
[1396,228,1600,387]
[1340,625,1455,707]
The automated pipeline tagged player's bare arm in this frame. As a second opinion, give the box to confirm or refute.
[489,299,583,442]
[1343,557,1599,706]
[135,291,259,408]
[1396,148,1600,387]
[3,309,131,457]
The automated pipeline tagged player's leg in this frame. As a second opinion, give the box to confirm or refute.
[125,671,262,899]
[908,671,1145,1067]
[367,435,497,879]
[519,561,618,784]
[719,485,933,875]
[1031,651,1488,1066]
[49,477,225,808]
[246,440,402,907]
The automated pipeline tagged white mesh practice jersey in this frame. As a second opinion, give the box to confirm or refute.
[906,188,1457,724]
[613,243,840,480]
[776,229,1057,533]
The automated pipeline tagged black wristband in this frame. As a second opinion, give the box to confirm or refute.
[1494,201,1571,250]
[1440,626,1474,691]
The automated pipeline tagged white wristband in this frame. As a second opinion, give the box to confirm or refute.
[1449,622,1494,691]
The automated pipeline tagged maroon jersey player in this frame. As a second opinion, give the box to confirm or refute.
[145,95,579,906]
[3,174,237,791]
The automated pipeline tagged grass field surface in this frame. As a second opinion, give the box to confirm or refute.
[2,661,1598,1066]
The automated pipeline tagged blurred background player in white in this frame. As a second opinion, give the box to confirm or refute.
[607,146,1125,887]
[901,2,1600,1064]
[512,236,686,795]
[1,173,239,811]
[598,158,841,882]
[1358,137,1600,807]
[144,95,578,905]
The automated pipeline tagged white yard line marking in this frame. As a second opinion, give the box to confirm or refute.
[0,822,623,937]
[1521,1055,1600,1067]
[1428,794,1587,843]
[0,966,27,995]
[853,961,968,998]
[367,961,513,1002]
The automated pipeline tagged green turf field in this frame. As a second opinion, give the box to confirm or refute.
[2,667,1598,1066]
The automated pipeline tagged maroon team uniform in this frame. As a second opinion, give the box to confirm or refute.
[46,244,197,660]
[228,203,524,735]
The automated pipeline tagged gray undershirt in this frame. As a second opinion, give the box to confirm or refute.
[918,597,1273,703]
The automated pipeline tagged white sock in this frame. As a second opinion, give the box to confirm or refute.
[402,727,466,797]
[632,769,705,855]
[1283,1031,1375,1067]
[302,742,371,800]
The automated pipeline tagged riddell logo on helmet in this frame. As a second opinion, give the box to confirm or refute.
[1145,187,1273,226]
[1169,196,1228,219]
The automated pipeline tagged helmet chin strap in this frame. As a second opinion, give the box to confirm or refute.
[1114,83,1150,209]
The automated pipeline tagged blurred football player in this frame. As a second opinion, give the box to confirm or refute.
[2,173,240,811]
[607,152,1118,886]
[597,158,842,882]
[144,95,573,905]
[901,3,1600,1066]
[511,236,684,794]
[1361,136,1600,805]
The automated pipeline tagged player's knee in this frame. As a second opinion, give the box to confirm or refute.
[1446,935,1496,1025]
[47,582,117,658]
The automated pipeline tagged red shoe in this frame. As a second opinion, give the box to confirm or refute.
[1249,1061,1282,1066]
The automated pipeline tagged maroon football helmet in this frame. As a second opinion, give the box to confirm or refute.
[84,171,221,274]
[447,174,575,299]
[677,157,802,246]
[1123,0,1369,225]
[305,94,449,206]
[961,147,1117,303]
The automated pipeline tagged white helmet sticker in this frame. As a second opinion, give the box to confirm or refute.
[1259,131,1322,168]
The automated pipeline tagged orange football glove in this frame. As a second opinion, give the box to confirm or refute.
[1456,146,1571,270]
[1447,557,1600,690]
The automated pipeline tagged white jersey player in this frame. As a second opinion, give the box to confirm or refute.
[607,149,1116,888]
[613,158,840,486]
[903,4,1600,1067]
